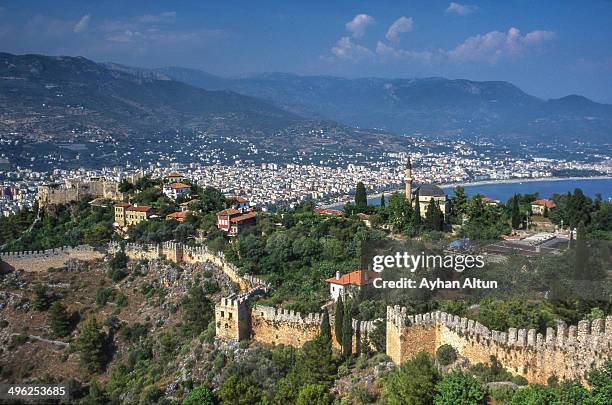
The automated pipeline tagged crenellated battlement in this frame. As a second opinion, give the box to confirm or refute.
[254,304,322,325]
[109,241,271,293]
[0,245,95,259]
[0,245,101,272]
[386,306,612,384]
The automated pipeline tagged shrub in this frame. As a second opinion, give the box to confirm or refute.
[183,386,215,405]
[434,370,485,405]
[436,344,457,366]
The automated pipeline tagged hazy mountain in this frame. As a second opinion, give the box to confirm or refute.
[0,53,300,141]
[157,68,612,144]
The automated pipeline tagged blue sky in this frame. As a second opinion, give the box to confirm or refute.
[1,0,612,102]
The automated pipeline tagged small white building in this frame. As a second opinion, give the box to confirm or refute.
[325,269,378,301]
[163,182,191,201]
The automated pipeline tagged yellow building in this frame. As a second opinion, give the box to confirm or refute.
[113,202,131,227]
[114,203,152,227]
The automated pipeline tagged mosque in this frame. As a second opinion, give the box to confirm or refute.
[404,156,450,218]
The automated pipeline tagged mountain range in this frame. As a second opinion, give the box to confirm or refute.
[151,67,612,145]
[1,52,611,154]
[0,53,300,142]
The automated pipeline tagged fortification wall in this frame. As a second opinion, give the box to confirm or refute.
[0,246,102,272]
[111,242,271,293]
[386,306,612,384]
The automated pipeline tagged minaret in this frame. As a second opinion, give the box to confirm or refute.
[405,156,412,202]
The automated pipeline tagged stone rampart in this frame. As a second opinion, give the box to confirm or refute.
[110,242,272,293]
[0,245,102,272]
[386,305,612,384]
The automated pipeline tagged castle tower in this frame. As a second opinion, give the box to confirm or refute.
[405,156,412,202]
[215,297,250,341]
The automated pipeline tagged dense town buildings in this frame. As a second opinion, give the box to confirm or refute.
[0,137,610,216]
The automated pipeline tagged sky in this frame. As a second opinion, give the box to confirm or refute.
[1,0,612,102]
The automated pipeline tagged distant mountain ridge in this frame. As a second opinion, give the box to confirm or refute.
[0,53,300,141]
[154,67,612,144]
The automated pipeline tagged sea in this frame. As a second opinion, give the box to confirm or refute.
[356,178,612,208]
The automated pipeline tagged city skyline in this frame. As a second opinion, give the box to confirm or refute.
[1,1,612,102]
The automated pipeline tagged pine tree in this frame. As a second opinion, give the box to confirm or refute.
[355,182,368,209]
[76,317,108,373]
[341,302,353,358]
[334,296,344,345]
[48,301,71,338]
[380,192,385,208]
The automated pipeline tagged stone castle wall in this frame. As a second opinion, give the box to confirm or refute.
[216,296,379,351]
[109,242,271,293]
[0,245,102,272]
[37,180,123,206]
[386,305,612,384]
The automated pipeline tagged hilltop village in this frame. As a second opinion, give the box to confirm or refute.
[0,160,610,404]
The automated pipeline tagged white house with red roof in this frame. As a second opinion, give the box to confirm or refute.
[325,269,379,301]
[163,182,191,201]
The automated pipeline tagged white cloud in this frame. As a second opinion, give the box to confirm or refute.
[385,16,414,43]
[345,14,375,38]
[137,11,177,24]
[330,36,374,61]
[73,14,91,33]
[446,2,478,16]
[447,27,555,63]
[376,41,434,63]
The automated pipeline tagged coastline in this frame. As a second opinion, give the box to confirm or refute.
[321,175,612,208]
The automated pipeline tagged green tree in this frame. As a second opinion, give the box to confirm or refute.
[355,182,368,209]
[76,317,108,373]
[380,192,386,208]
[320,308,331,342]
[413,189,422,229]
[436,344,457,366]
[32,283,52,311]
[182,286,213,336]
[434,370,485,405]
[48,301,71,338]
[219,375,261,405]
[384,351,438,405]
[587,360,612,405]
[425,199,444,231]
[451,186,468,224]
[511,194,521,229]
[509,384,556,405]
[85,381,108,405]
[341,301,353,358]
[183,386,216,405]
[297,384,330,405]
[334,296,344,346]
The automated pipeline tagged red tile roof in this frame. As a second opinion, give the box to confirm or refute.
[114,202,131,207]
[230,211,257,223]
[532,199,556,209]
[169,182,191,189]
[326,269,379,286]
[166,211,187,220]
[218,208,240,216]
[314,207,344,216]
[127,205,152,212]
[164,172,183,178]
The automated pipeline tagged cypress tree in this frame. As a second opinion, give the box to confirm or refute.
[412,189,422,229]
[355,182,368,209]
[380,192,385,208]
[341,302,353,358]
[511,194,521,229]
[320,308,331,342]
[334,296,344,345]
